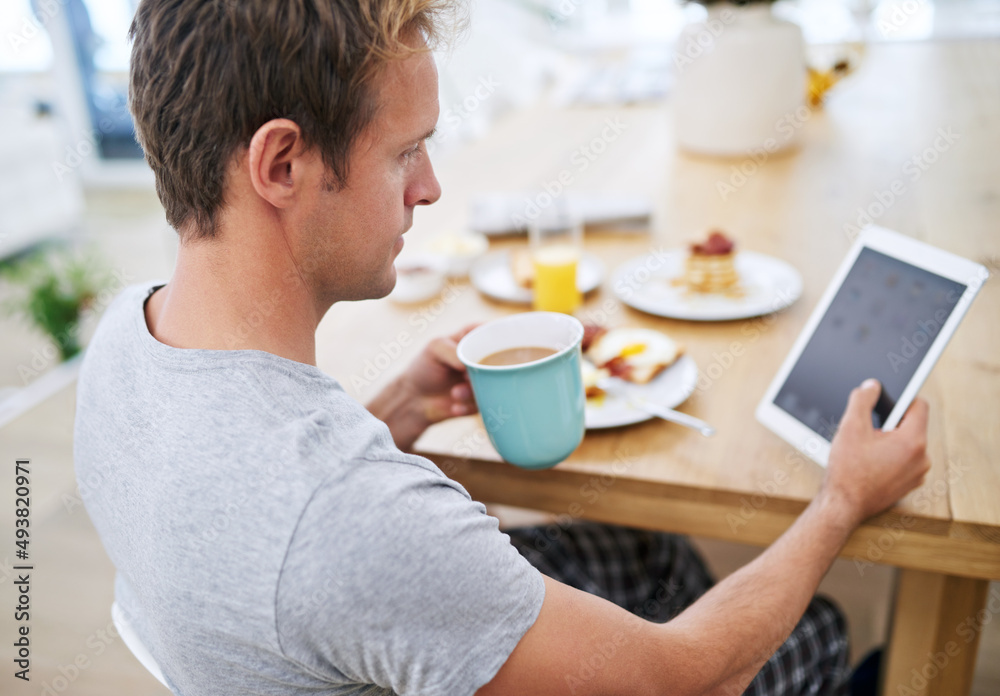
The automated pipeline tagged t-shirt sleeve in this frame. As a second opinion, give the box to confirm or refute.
[275,454,546,695]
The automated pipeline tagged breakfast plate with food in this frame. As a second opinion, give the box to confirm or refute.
[470,249,605,304]
[580,325,700,429]
[611,231,803,321]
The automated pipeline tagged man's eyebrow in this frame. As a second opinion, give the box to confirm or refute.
[391,127,435,151]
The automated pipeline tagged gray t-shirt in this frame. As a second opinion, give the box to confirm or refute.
[74,282,545,695]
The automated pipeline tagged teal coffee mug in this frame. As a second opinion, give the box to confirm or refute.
[457,312,585,469]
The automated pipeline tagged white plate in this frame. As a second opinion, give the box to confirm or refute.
[585,354,699,429]
[470,250,605,305]
[389,254,447,303]
[611,250,803,321]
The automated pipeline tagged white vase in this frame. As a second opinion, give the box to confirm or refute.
[673,3,806,157]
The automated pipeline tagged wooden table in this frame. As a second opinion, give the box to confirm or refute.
[317,41,1000,696]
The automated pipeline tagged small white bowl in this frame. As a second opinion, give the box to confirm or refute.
[426,232,489,278]
[389,255,447,304]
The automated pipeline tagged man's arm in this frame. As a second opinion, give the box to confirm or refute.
[478,380,930,696]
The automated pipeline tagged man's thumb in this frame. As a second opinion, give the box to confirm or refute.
[845,378,881,427]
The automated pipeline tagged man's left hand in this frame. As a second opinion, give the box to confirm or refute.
[366,325,479,451]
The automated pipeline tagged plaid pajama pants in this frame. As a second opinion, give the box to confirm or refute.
[507,521,850,696]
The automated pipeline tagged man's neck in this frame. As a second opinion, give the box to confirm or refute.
[145,227,321,366]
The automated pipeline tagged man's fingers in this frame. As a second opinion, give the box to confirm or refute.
[897,397,929,443]
[422,393,477,422]
[451,401,477,416]
[432,326,483,372]
[451,382,473,402]
[428,336,465,372]
[843,378,882,429]
[450,323,481,342]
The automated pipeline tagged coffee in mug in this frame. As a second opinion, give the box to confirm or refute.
[479,346,558,366]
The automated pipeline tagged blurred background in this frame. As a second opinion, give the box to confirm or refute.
[0,0,998,694]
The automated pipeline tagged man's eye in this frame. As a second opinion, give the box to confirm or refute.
[401,144,421,161]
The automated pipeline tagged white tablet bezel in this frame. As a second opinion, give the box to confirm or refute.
[756,225,989,466]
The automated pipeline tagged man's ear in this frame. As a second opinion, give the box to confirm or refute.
[246,119,316,209]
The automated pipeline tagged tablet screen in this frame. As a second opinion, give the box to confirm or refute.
[774,247,966,441]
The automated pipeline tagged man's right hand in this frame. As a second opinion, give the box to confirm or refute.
[822,379,931,528]
[479,378,933,696]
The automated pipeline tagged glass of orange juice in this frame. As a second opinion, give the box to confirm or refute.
[528,208,583,314]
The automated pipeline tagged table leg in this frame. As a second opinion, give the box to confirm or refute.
[881,569,989,696]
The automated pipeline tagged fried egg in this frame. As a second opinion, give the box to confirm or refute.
[586,327,683,384]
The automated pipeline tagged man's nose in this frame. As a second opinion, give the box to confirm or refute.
[407,153,442,207]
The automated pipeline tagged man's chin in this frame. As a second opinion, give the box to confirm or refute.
[372,266,397,300]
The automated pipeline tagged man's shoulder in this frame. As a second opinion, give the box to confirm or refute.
[74,278,428,514]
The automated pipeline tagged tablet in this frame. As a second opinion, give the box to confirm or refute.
[756,226,989,466]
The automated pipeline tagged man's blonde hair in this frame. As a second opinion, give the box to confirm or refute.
[129,0,458,240]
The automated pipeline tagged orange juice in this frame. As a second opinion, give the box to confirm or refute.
[532,244,581,314]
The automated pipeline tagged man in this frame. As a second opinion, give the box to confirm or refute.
[75,1,931,694]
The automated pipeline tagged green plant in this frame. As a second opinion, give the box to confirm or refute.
[0,245,109,362]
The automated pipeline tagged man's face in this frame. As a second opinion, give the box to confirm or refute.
[300,45,441,304]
